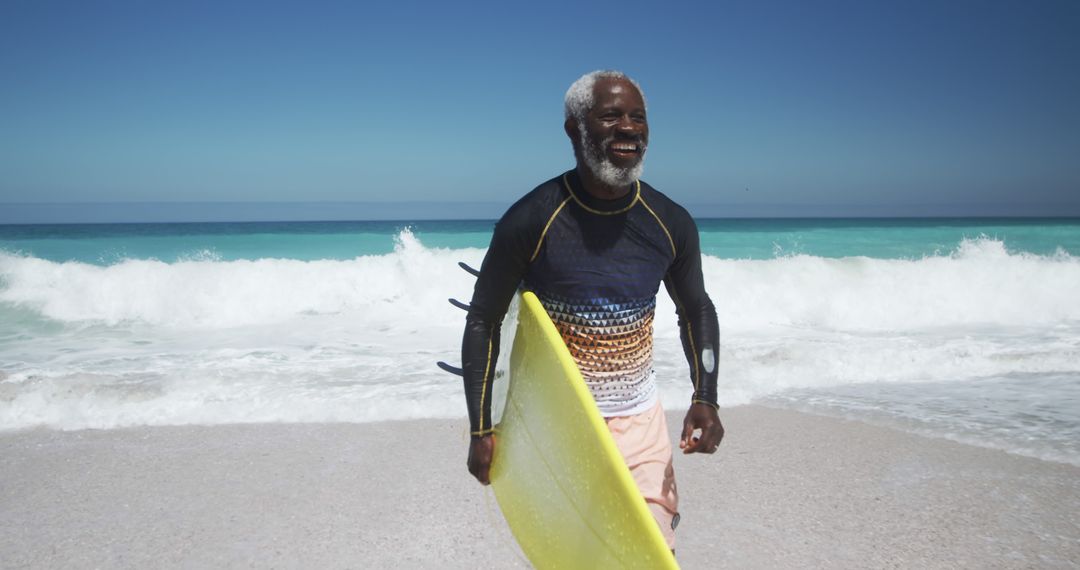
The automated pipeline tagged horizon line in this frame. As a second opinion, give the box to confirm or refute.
[3,200,1080,224]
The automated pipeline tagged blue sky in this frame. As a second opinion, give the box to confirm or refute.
[1,0,1078,220]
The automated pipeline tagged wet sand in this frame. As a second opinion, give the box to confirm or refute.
[2,406,1078,569]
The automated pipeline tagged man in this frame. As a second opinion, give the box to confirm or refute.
[461,70,723,549]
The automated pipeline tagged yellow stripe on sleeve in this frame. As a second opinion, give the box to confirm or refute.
[638,195,676,257]
[477,325,495,433]
[530,197,572,262]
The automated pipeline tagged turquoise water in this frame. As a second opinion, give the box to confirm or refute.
[695,218,1080,259]
[2,217,1079,466]
[2,218,1079,263]
[0,221,493,263]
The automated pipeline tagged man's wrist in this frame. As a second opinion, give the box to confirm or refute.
[691,398,719,410]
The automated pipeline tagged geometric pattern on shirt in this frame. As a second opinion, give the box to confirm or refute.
[536,292,657,407]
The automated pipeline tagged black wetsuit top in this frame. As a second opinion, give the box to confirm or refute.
[462,170,719,436]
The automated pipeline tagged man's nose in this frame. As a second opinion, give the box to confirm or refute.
[615,116,640,135]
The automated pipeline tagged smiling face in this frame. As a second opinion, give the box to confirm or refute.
[575,77,649,189]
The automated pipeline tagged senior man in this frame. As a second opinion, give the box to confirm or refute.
[460,70,723,549]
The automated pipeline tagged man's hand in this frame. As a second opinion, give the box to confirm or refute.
[467,434,496,485]
[679,403,724,454]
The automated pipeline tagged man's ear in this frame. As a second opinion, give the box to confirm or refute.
[564,117,578,142]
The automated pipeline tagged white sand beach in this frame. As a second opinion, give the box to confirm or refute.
[2,406,1078,569]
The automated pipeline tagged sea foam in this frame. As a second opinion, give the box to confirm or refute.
[0,229,484,329]
[1,231,1079,467]
[2,234,1076,331]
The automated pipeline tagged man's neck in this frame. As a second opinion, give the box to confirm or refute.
[574,164,634,201]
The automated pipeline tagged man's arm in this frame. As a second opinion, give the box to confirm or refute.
[662,212,724,454]
[462,203,538,483]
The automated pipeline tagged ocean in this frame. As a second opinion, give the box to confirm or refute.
[1,218,1079,466]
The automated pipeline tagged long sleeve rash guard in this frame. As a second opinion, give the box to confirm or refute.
[462,170,719,436]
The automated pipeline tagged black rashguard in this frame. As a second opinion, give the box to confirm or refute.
[462,170,719,436]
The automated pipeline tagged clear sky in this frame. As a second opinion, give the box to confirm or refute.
[2,0,1079,220]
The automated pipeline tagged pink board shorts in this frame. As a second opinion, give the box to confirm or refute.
[604,400,679,549]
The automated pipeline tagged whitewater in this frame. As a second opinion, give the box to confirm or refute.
[1,224,1079,466]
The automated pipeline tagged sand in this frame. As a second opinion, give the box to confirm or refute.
[2,406,1078,569]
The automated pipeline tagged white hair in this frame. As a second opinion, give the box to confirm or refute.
[563,70,646,122]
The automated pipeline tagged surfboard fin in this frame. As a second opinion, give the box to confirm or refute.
[441,262,478,377]
[436,361,463,376]
[458,261,480,277]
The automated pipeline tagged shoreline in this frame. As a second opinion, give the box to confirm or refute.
[2,406,1078,569]
[754,400,1080,470]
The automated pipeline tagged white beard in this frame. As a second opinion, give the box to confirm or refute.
[578,124,645,188]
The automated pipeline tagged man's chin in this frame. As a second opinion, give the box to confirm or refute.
[581,144,645,188]
[594,161,643,188]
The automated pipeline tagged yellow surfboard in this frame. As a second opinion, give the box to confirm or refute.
[490,292,680,569]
